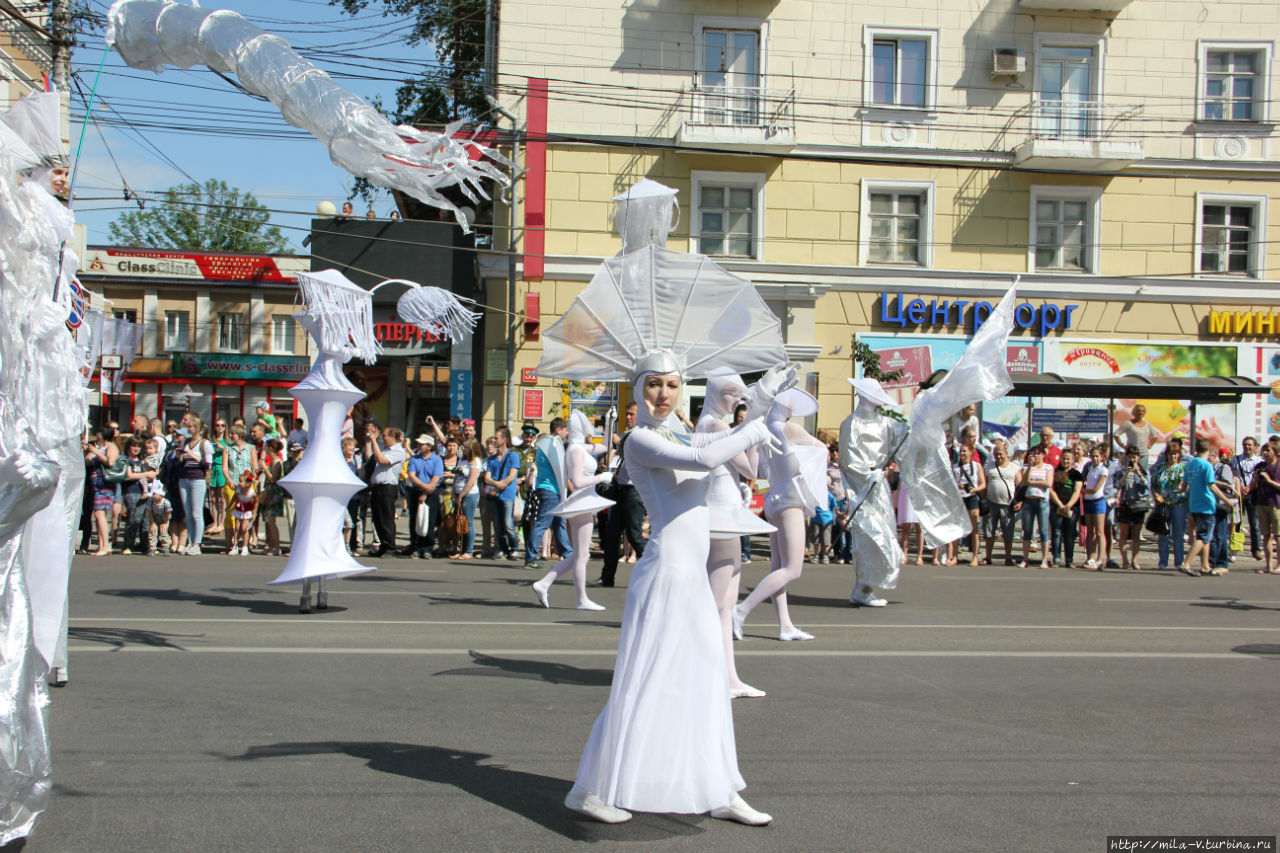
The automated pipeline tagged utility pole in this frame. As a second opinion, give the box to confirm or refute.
[49,0,72,92]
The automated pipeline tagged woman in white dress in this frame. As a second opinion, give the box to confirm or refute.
[532,410,613,610]
[565,355,788,826]
[732,389,827,642]
[696,374,775,700]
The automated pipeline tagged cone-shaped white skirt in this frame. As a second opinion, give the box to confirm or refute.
[269,327,374,585]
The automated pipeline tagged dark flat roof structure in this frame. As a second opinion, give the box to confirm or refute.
[920,371,1270,403]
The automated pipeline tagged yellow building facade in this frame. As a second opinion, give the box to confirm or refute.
[480,0,1278,445]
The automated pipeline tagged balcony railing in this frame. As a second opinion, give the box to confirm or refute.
[1013,99,1145,169]
[678,73,796,149]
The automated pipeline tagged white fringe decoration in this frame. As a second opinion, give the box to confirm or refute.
[385,279,480,343]
[296,270,380,364]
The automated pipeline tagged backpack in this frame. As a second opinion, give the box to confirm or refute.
[1119,468,1152,510]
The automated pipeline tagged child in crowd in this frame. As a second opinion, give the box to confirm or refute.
[831,490,851,564]
[809,491,836,564]
[229,471,258,556]
[143,438,163,473]
[144,482,172,555]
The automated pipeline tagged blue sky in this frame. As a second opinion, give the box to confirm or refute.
[71,0,434,252]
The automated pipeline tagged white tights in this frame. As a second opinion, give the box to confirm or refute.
[534,514,602,609]
[708,538,751,690]
[736,506,809,638]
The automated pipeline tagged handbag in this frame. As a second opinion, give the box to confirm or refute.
[103,456,129,484]
[414,502,430,537]
[1144,504,1170,536]
[1229,529,1245,552]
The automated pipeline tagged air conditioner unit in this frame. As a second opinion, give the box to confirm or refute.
[991,48,1027,77]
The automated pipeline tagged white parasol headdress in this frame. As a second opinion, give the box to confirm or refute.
[537,180,786,386]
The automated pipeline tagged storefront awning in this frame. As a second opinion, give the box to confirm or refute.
[921,371,1271,403]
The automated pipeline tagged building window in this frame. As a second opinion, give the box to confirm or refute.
[164,311,189,352]
[1201,47,1268,121]
[1196,194,1266,277]
[217,313,243,352]
[692,171,764,260]
[272,315,296,354]
[1036,44,1098,139]
[1029,187,1101,274]
[113,309,137,323]
[864,28,937,109]
[861,180,934,267]
[699,26,761,126]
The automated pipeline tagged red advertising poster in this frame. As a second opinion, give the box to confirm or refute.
[1005,344,1040,375]
[872,345,933,390]
[522,389,543,419]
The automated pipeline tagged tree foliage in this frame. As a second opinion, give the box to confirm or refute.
[333,0,490,125]
[107,179,292,254]
[850,338,906,421]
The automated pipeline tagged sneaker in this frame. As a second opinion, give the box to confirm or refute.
[820,555,830,564]
[240,546,250,556]
[851,592,888,607]
[121,548,133,555]
[525,559,543,571]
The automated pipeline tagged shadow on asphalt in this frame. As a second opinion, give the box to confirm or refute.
[1192,596,1280,612]
[1231,643,1280,659]
[69,625,196,651]
[346,574,443,584]
[225,741,703,842]
[435,651,613,686]
[421,595,543,608]
[96,588,348,616]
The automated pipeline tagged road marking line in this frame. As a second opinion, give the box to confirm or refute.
[64,646,1267,659]
[67,618,1280,631]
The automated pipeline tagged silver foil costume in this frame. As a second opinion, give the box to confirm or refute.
[0,394,60,843]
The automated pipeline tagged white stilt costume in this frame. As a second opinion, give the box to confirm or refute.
[537,179,791,825]
[0,90,85,842]
[532,410,613,610]
[696,374,774,698]
[733,389,827,641]
[841,285,1021,606]
[839,379,909,607]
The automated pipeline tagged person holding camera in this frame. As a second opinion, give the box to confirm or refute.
[1115,445,1153,570]
[951,443,986,566]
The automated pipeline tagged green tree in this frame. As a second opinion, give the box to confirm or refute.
[333,0,489,125]
[107,179,292,254]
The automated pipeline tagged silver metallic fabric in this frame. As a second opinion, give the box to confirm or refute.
[839,408,909,589]
[899,286,1018,548]
[0,394,60,844]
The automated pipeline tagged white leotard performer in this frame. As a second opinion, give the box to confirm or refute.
[532,410,613,610]
[697,374,774,699]
[565,355,792,826]
[733,389,827,642]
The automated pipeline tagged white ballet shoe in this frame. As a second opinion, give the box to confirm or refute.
[731,605,745,641]
[730,684,766,699]
[577,600,606,611]
[850,592,887,607]
[565,791,632,824]
[710,794,772,826]
[779,629,815,642]
[533,583,550,608]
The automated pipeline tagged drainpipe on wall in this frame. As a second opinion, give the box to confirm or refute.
[486,94,520,430]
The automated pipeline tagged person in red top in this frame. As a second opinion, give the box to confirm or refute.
[1034,426,1062,469]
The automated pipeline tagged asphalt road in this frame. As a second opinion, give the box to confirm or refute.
[19,547,1280,852]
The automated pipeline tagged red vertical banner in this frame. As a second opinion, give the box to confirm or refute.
[524,77,548,281]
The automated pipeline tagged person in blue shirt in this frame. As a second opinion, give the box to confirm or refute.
[406,434,444,558]
[483,426,523,560]
[525,417,572,569]
[1180,438,1237,577]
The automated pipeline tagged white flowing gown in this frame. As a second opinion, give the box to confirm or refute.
[570,423,767,813]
